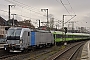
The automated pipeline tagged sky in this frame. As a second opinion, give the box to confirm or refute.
[0,0,90,29]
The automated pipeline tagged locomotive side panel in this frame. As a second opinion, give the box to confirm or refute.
[50,33,54,44]
[35,32,40,46]
[30,31,36,46]
[21,31,30,49]
[47,33,54,45]
[36,32,46,46]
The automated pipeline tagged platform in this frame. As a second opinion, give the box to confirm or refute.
[81,41,90,60]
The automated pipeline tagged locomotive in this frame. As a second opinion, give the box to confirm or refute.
[4,27,54,52]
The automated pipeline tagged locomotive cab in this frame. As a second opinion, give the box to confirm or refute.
[4,27,54,52]
[4,27,30,52]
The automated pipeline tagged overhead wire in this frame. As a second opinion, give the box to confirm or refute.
[0,9,37,26]
[64,15,76,24]
[7,0,56,24]
[4,0,48,23]
[17,14,39,20]
[66,0,76,14]
[67,0,88,29]
[56,0,77,24]
[12,0,39,11]
[13,0,61,21]
[10,0,59,20]
[0,9,40,21]
[4,0,61,23]
[56,0,70,14]
[4,0,46,17]
[55,0,87,30]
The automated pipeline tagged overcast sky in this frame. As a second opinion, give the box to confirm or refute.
[0,0,90,29]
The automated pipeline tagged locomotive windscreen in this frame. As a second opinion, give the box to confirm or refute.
[7,29,21,40]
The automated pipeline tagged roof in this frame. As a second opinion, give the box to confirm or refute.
[0,16,6,26]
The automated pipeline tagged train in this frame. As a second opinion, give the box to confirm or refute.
[51,31,90,45]
[4,27,90,52]
[4,27,54,52]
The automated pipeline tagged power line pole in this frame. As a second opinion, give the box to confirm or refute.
[62,15,65,42]
[47,9,48,27]
[62,15,64,31]
[62,15,76,45]
[8,5,15,21]
[9,5,10,21]
[39,20,40,27]
[41,9,49,27]
[11,14,16,26]
[62,15,67,45]
[36,20,40,27]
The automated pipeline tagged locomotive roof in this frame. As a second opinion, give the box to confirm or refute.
[9,27,22,30]
[8,27,33,30]
[32,30,51,33]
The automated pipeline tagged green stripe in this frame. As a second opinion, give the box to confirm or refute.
[55,38,88,42]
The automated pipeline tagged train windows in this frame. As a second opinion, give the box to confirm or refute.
[67,35,73,38]
[7,29,15,36]
[7,29,21,36]
[15,29,21,36]
[56,34,63,38]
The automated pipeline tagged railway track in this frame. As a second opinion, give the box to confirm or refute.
[0,48,30,60]
[0,47,54,60]
[0,53,17,60]
[46,41,86,60]
[0,41,86,60]
[0,45,64,60]
[0,51,22,60]
[25,42,83,60]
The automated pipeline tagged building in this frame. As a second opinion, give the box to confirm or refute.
[0,16,7,26]
[0,26,8,38]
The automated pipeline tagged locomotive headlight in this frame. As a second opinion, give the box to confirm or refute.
[20,39,23,44]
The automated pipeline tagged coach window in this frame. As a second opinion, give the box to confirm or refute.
[28,32,30,36]
[56,34,62,38]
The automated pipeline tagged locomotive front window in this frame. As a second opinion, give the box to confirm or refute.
[7,29,15,36]
[15,29,21,36]
[7,29,21,36]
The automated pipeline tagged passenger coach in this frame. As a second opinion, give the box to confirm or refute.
[51,31,90,45]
